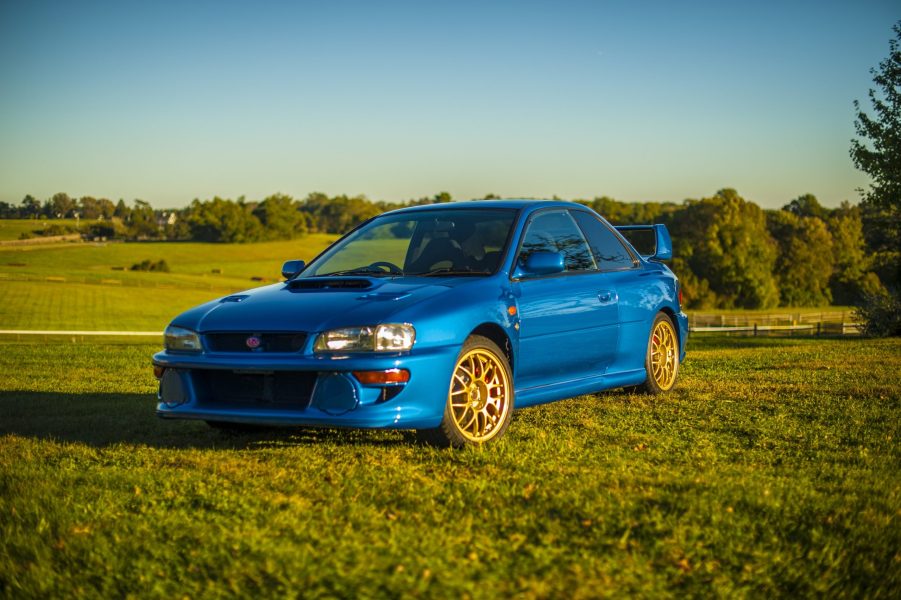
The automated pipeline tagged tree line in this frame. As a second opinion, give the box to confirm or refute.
[0,188,887,310]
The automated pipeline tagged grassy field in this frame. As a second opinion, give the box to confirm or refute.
[0,236,339,331]
[0,219,83,241]
[1,335,899,597]
[1,228,898,595]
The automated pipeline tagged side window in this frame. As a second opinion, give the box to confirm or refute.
[571,210,636,270]
[518,210,596,272]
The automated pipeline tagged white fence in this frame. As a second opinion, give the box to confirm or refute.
[690,311,862,336]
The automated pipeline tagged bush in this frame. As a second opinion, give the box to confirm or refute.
[39,224,77,236]
[130,259,170,273]
[855,292,901,337]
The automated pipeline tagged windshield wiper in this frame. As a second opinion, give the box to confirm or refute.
[416,267,491,277]
[318,267,400,277]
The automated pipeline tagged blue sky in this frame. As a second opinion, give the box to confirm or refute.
[0,0,898,209]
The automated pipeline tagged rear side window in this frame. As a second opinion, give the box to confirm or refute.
[518,210,596,272]
[571,210,636,270]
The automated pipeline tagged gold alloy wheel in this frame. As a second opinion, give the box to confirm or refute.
[448,348,512,442]
[650,318,678,390]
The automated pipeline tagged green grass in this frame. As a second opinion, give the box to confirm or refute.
[1,335,899,597]
[0,282,223,331]
[0,236,341,330]
[0,219,83,241]
[0,235,337,285]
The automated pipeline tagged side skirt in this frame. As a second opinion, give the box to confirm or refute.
[514,368,647,408]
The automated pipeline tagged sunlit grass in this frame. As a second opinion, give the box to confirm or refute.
[1,336,898,597]
[0,219,83,241]
[0,282,224,331]
[0,235,337,284]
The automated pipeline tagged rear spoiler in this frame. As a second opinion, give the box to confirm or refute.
[614,224,672,261]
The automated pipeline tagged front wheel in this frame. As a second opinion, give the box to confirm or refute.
[417,335,514,447]
[638,312,680,394]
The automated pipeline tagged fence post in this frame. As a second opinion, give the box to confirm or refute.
[816,322,821,337]
[753,324,758,336]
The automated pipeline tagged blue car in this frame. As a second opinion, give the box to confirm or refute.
[153,200,688,446]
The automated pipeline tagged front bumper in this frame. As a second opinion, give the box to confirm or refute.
[152,345,458,430]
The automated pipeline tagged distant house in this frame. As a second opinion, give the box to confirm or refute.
[156,211,178,229]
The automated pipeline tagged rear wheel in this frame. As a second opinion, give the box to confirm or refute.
[417,335,514,447]
[638,312,680,394]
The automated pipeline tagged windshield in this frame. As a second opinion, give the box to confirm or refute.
[304,208,518,278]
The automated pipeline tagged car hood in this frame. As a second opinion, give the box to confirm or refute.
[173,277,455,333]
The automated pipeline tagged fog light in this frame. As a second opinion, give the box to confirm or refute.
[352,369,410,385]
[153,365,166,379]
[160,369,187,406]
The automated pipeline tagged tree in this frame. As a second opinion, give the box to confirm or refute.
[114,199,131,220]
[185,197,264,243]
[670,189,779,309]
[850,21,901,293]
[766,209,834,306]
[128,199,160,238]
[20,195,41,218]
[49,192,75,218]
[783,193,828,220]
[79,196,101,219]
[97,198,116,219]
[253,193,306,239]
[299,193,380,234]
[826,202,884,304]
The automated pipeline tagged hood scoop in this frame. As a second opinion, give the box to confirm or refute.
[288,278,374,291]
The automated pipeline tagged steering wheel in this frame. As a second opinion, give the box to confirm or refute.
[368,261,403,274]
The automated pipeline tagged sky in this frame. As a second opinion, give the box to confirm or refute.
[0,0,898,209]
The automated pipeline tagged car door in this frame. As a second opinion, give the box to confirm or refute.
[570,209,646,373]
[513,209,620,389]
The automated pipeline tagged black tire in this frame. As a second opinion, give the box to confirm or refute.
[416,335,514,448]
[638,312,680,394]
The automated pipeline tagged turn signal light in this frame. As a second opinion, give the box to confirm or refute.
[352,369,410,385]
[153,365,166,380]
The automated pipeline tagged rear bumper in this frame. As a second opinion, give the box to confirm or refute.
[677,310,689,361]
[152,345,458,430]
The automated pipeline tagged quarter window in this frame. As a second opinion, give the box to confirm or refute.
[517,210,596,272]
[571,210,636,270]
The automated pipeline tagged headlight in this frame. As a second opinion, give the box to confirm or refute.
[314,324,415,353]
[164,325,202,352]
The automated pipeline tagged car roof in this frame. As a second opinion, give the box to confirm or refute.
[384,199,589,215]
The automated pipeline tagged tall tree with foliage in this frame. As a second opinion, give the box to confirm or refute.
[47,192,75,218]
[826,202,884,305]
[253,193,306,240]
[185,197,264,243]
[850,21,901,335]
[767,208,834,306]
[20,195,41,218]
[850,21,901,292]
[670,189,779,309]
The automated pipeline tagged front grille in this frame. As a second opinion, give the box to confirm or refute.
[205,332,307,353]
[194,370,316,408]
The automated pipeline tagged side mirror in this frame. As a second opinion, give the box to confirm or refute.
[516,251,565,278]
[281,259,305,280]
